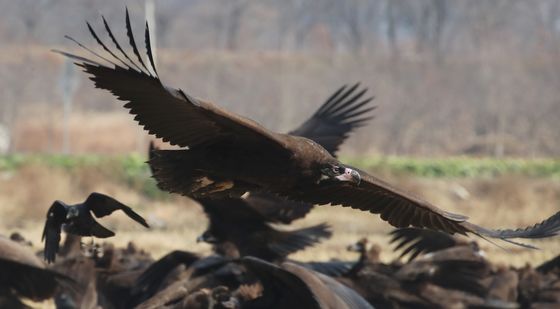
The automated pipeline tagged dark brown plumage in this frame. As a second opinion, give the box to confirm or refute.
[0,236,74,306]
[196,197,332,262]
[239,256,373,309]
[57,10,560,247]
[130,250,200,305]
[390,227,480,262]
[51,254,99,309]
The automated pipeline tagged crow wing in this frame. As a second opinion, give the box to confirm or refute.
[84,192,149,228]
[41,201,67,263]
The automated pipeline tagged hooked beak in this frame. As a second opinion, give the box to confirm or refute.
[335,168,361,185]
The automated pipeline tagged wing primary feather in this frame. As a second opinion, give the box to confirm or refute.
[315,84,347,115]
[328,88,368,115]
[344,116,376,127]
[51,49,102,66]
[144,21,158,77]
[86,22,130,69]
[101,15,143,72]
[64,35,118,67]
[500,238,538,249]
[341,106,377,123]
[322,83,360,114]
[125,8,150,74]
[336,99,376,119]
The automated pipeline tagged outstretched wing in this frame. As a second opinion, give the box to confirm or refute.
[285,169,471,234]
[84,192,149,228]
[54,9,290,156]
[42,201,67,263]
[390,228,461,261]
[461,211,560,248]
[286,167,560,247]
[290,83,375,156]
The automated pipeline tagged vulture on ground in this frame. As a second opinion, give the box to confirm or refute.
[57,9,560,247]
[0,236,74,308]
[238,256,373,309]
[42,192,149,263]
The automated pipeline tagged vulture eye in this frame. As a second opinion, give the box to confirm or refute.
[332,166,344,175]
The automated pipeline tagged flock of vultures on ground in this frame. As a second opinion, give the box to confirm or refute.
[2,9,560,309]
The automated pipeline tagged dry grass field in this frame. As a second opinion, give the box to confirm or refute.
[1,161,558,270]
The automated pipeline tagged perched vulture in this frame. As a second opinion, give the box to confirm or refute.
[57,10,560,246]
[394,246,490,297]
[239,256,373,309]
[130,250,201,305]
[345,237,383,277]
[0,236,74,308]
[42,192,149,263]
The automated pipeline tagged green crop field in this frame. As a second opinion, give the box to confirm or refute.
[2,154,559,202]
[2,153,559,178]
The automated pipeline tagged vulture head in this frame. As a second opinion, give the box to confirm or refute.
[321,164,361,185]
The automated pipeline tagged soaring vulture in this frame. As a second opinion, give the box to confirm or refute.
[57,10,560,246]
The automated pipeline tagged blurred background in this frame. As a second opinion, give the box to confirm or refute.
[0,0,559,266]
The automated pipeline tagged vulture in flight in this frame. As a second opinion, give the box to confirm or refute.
[149,142,333,262]
[56,10,560,247]
[42,192,149,263]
